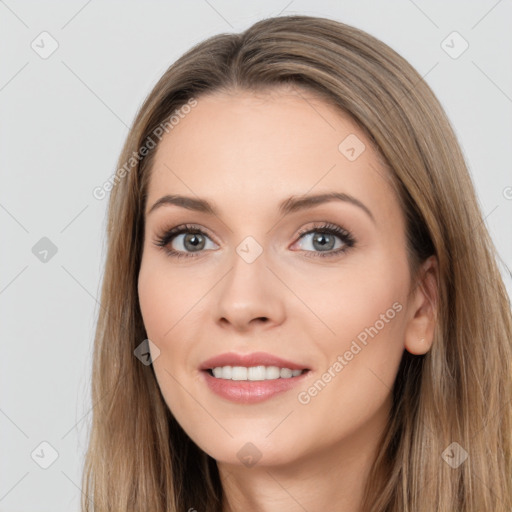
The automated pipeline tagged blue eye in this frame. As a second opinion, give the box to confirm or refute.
[294,222,355,258]
[153,224,216,260]
[153,222,356,259]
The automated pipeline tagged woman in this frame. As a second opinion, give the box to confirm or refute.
[82,15,512,511]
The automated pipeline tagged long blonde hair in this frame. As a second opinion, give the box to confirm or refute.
[82,15,512,511]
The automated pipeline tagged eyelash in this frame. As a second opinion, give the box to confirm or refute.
[153,222,356,260]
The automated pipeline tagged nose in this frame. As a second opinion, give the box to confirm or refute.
[214,246,286,332]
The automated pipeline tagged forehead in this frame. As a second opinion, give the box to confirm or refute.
[146,88,395,220]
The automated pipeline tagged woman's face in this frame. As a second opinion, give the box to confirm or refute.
[138,87,429,470]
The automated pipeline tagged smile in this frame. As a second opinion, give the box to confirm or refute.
[208,365,306,380]
[201,367,311,404]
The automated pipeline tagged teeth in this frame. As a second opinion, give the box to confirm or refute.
[210,366,306,380]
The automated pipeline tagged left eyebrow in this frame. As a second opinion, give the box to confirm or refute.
[146,192,375,224]
[278,192,375,223]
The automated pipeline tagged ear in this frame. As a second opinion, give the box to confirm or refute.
[404,255,439,355]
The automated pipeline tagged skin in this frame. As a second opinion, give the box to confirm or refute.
[137,86,438,512]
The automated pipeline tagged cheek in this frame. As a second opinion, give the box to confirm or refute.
[287,251,407,346]
[294,259,408,425]
[137,254,203,339]
[137,258,189,413]
[329,269,404,342]
[137,255,206,389]
[138,261,166,339]
[304,259,408,388]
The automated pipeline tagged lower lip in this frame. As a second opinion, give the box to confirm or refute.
[201,370,311,404]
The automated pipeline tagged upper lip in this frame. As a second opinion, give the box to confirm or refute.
[199,352,310,371]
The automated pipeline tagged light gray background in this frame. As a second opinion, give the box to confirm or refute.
[1,1,511,511]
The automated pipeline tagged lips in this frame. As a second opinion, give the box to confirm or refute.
[199,351,310,372]
[202,369,310,403]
